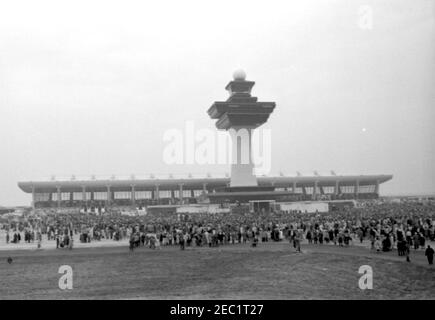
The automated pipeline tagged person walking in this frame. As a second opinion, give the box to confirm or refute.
[69,237,74,250]
[425,245,434,265]
[413,233,420,250]
[374,237,381,252]
[405,242,411,262]
[129,234,135,251]
[293,229,301,253]
[179,232,185,250]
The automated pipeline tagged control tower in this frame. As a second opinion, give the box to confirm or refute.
[207,70,276,187]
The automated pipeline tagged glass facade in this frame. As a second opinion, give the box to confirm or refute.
[72,192,83,200]
[35,193,50,202]
[322,186,335,194]
[135,191,153,199]
[305,187,313,195]
[193,190,203,197]
[114,191,131,199]
[358,185,375,193]
[73,192,90,200]
[94,192,108,200]
[29,178,382,208]
[159,190,171,198]
[61,192,70,201]
[294,187,303,194]
[182,190,191,198]
[340,186,355,194]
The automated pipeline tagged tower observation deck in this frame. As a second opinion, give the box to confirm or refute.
[207,70,276,187]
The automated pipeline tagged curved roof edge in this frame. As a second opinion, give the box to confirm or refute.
[18,174,393,193]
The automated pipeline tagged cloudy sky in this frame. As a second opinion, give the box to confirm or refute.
[0,0,434,206]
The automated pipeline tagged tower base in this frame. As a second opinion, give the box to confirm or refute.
[230,163,257,187]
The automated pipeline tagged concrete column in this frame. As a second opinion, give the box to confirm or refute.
[335,180,339,196]
[155,185,160,204]
[319,184,325,195]
[170,189,175,203]
[57,186,61,209]
[131,185,136,206]
[202,183,207,194]
[313,181,318,200]
[82,185,87,207]
[355,180,360,199]
[292,181,297,193]
[106,185,111,206]
[179,184,183,205]
[375,180,380,197]
[229,127,257,187]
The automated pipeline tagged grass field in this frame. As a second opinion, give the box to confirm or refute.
[0,242,434,299]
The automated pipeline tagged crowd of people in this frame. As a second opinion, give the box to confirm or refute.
[1,199,434,264]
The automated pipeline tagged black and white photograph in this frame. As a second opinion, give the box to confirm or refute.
[0,0,434,305]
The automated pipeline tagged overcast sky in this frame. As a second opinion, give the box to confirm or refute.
[0,0,434,206]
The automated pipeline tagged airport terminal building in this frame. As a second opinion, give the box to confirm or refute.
[17,72,393,212]
[18,173,393,210]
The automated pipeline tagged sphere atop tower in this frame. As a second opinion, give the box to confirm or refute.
[232,69,246,81]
